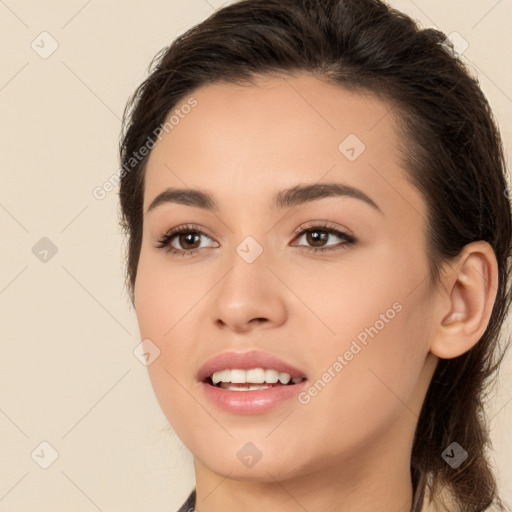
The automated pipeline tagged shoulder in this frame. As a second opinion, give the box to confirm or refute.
[176,489,196,512]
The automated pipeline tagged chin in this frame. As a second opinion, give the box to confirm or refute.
[191,439,314,482]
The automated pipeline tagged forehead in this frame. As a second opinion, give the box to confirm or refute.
[143,73,426,224]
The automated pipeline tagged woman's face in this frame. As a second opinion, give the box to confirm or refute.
[134,74,440,482]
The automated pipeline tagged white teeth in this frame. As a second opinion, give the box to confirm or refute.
[212,369,230,385]
[265,369,279,383]
[230,369,246,383]
[210,368,302,385]
[278,372,291,384]
[221,383,273,391]
[247,368,265,383]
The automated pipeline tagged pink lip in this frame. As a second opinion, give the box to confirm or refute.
[200,379,308,414]
[197,350,308,415]
[197,350,307,382]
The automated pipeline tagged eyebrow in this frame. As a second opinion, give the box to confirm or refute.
[146,182,383,215]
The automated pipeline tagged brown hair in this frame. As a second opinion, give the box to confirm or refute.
[118,1,512,510]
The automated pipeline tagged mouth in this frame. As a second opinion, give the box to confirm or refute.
[197,350,308,413]
[204,368,307,391]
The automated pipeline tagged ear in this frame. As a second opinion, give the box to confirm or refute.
[429,241,499,359]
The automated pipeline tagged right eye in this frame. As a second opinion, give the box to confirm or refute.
[155,224,219,256]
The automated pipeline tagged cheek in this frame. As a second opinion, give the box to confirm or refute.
[291,250,431,438]
[134,251,208,425]
[285,243,415,363]
[134,249,200,345]
[286,304,428,472]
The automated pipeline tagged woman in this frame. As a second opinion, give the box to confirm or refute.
[118,0,512,510]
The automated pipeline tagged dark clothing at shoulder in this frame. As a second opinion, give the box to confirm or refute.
[177,489,196,512]
[176,487,427,511]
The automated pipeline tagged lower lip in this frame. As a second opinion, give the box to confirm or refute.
[201,380,308,414]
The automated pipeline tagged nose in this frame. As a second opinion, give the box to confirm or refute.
[210,249,287,334]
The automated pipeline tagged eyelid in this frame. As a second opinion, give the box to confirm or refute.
[292,220,354,238]
[154,223,217,255]
[290,221,356,252]
[155,221,356,255]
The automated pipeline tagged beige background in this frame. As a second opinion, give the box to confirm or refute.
[0,1,511,511]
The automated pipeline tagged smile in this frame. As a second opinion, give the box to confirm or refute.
[209,368,306,390]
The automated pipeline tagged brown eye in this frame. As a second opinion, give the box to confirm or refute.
[304,230,329,247]
[292,224,356,253]
[155,224,218,256]
[155,222,356,257]
[176,232,201,250]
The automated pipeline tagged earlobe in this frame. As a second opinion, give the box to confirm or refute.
[430,241,499,360]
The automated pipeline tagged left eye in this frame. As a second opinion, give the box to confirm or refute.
[155,223,356,256]
[292,224,356,252]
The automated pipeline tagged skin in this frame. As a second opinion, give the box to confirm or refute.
[133,73,498,512]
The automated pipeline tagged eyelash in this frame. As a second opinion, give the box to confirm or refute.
[154,222,356,257]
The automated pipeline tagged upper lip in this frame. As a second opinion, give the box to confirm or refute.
[197,350,307,382]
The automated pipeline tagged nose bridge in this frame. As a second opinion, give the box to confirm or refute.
[209,228,287,330]
[235,233,266,266]
[224,231,270,300]
[222,203,274,269]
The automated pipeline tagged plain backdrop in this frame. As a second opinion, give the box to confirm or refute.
[1,1,511,511]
